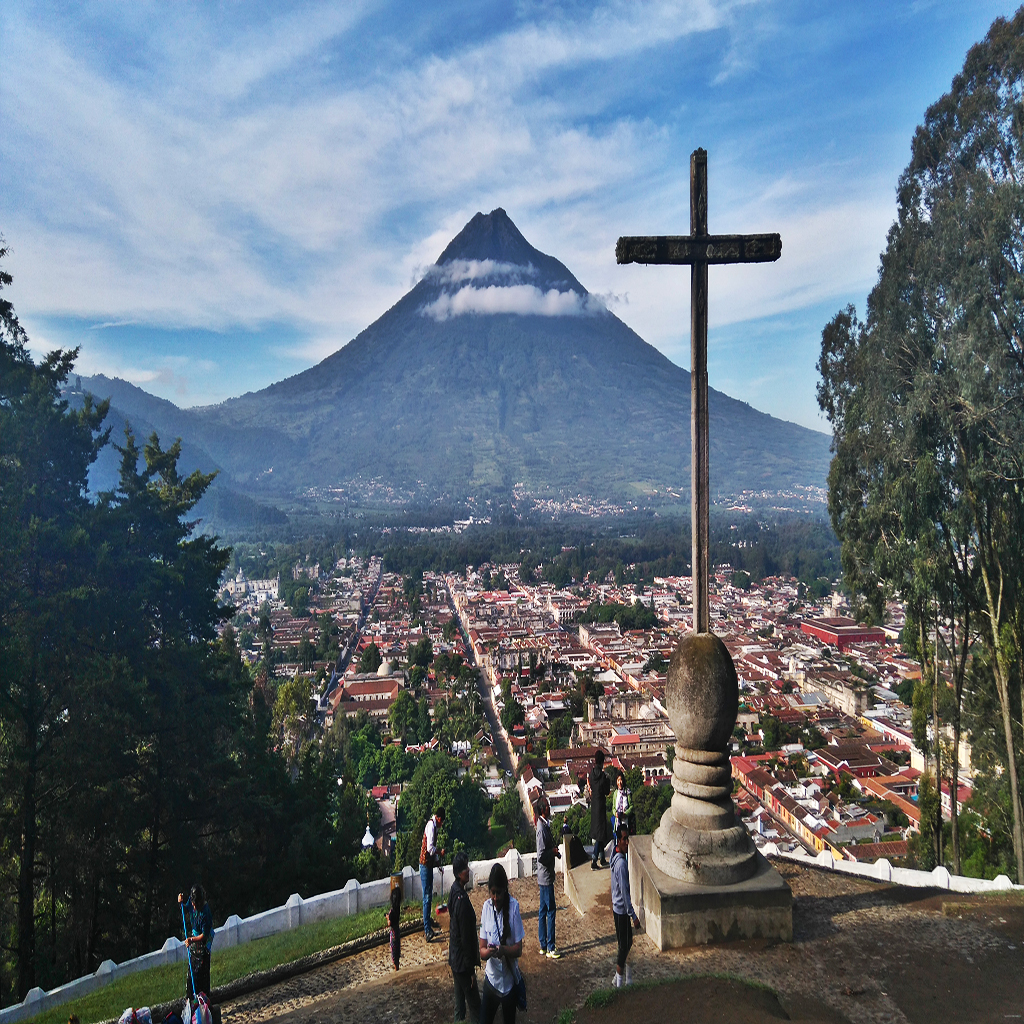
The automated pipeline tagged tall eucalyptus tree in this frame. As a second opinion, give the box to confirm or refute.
[818,11,1024,880]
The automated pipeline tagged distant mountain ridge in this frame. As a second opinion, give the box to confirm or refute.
[77,209,830,508]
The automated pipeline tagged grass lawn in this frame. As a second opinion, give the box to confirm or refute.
[486,824,510,854]
[23,904,422,1024]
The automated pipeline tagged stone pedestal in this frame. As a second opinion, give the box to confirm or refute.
[637,632,791,948]
[629,835,792,948]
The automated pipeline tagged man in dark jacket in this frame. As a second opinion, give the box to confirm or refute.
[448,851,481,1022]
[589,749,611,869]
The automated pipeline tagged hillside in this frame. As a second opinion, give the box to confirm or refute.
[79,210,830,506]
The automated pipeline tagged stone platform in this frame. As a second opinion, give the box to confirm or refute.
[564,847,609,919]
[629,835,792,949]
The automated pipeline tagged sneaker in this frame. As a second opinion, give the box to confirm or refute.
[591,862,599,871]
[546,948,562,959]
[613,972,622,988]
[424,931,436,942]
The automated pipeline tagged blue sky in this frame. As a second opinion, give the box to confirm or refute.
[1,1,1018,429]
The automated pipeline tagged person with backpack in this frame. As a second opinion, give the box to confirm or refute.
[448,851,481,1022]
[609,824,640,988]
[178,886,213,998]
[419,806,446,941]
[534,796,561,959]
[478,863,524,1024]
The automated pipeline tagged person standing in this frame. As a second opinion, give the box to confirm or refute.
[385,885,402,970]
[419,806,446,941]
[534,797,561,958]
[609,824,640,987]
[478,863,524,1024]
[612,773,633,837]
[178,885,213,998]
[588,749,611,869]
[448,851,481,1022]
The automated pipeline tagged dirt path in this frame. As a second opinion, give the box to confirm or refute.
[220,863,1024,1024]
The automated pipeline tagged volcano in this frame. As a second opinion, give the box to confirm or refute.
[80,209,830,507]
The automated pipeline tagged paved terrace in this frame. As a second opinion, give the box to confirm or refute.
[219,861,1024,1024]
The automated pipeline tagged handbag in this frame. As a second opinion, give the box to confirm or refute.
[192,995,212,1024]
[511,961,527,1011]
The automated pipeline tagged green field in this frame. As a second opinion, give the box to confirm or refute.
[22,904,422,1024]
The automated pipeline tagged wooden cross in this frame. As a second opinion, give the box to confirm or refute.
[616,148,781,634]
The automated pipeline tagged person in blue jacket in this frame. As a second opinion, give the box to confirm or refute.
[609,825,640,988]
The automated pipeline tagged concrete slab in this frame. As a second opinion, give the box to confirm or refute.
[629,835,792,950]
[564,855,612,919]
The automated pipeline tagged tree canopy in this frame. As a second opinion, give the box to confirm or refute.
[817,10,1024,881]
[0,251,391,1004]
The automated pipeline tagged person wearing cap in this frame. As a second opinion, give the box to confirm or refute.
[447,851,481,1022]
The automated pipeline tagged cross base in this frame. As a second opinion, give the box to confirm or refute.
[628,835,793,949]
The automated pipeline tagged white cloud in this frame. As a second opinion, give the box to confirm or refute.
[426,260,540,286]
[421,284,605,320]
[90,319,142,330]
[62,346,216,402]
[196,4,378,103]
[1,1,737,338]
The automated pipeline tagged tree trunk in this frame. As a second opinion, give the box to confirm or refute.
[950,706,961,875]
[1018,615,1024,861]
[979,559,1024,883]
[70,873,82,979]
[50,858,56,973]
[142,760,163,954]
[86,875,101,972]
[17,738,38,999]
[949,590,970,878]
[931,606,943,868]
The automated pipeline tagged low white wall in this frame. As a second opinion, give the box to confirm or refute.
[764,843,1023,892]
[0,850,546,1024]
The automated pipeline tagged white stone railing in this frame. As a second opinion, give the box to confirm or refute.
[0,849,550,1024]
[764,842,1024,892]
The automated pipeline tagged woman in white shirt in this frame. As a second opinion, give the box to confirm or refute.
[478,863,524,1023]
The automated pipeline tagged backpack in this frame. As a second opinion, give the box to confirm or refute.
[537,819,556,869]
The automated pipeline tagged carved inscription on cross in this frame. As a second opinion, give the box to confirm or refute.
[616,148,781,634]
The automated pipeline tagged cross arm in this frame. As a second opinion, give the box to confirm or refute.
[616,233,782,266]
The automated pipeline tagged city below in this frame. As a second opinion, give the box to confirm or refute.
[223,554,947,868]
